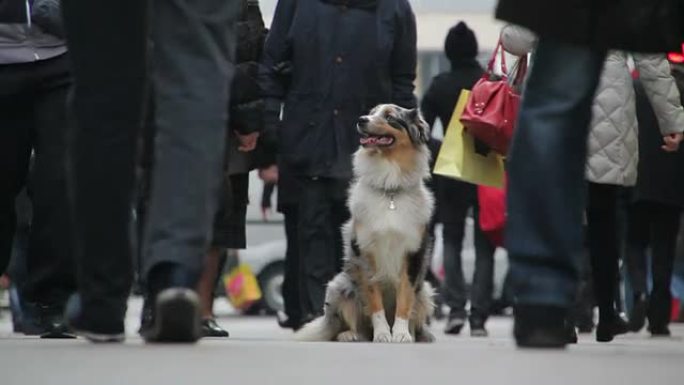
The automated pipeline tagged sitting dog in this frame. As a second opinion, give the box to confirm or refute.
[296,104,435,343]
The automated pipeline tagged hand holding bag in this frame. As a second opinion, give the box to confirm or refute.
[460,41,527,155]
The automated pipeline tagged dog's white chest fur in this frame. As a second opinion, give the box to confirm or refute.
[349,184,433,281]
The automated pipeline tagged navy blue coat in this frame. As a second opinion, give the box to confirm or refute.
[260,0,417,179]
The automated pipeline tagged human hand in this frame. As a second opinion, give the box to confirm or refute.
[236,131,259,152]
[258,165,279,183]
[661,133,683,152]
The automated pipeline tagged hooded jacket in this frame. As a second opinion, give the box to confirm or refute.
[0,0,66,64]
[260,0,417,179]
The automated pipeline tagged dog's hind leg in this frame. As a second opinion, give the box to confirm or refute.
[335,295,367,342]
[413,282,436,343]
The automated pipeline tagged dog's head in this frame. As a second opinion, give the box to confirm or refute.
[357,104,430,150]
[353,104,431,186]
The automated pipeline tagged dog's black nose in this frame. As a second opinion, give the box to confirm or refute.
[358,116,369,125]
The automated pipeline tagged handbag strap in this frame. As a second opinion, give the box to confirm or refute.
[486,40,508,77]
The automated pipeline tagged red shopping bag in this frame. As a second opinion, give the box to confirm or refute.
[477,176,507,247]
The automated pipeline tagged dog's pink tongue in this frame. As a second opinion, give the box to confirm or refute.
[360,136,376,145]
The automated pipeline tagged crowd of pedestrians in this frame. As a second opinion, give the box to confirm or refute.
[1,0,684,351]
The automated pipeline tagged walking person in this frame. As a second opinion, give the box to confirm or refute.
[260,0,419,316]
[626,62,684,337]
[584,51,684,342]
[421,22,497,337]
[62,0,240,343]
[0,0,76,338]
[494,0,684,348]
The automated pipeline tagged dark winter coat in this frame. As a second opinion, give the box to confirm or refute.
[226,0,268,175]
[633,74,684,208]
[495,0,684,53]
[260,0,418,179]
[420,59,484,223]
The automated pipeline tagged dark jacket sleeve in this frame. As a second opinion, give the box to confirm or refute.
[420,79,439,130]
[259,0,296,133]
[390,0,417,109]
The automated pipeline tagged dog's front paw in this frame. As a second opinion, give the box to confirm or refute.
[337,331,361,342]
[391,317,413,343]
[391,330,413,343]
[373,330,392,343]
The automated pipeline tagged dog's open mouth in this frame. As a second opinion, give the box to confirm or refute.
[360,135,395,147]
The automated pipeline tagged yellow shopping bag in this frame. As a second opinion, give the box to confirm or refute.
[433,89,506,188]
[224,263,263,311]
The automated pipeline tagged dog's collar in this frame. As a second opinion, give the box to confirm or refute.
[370,185,404,211]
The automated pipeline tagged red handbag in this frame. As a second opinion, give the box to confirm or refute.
[460,41,527,155]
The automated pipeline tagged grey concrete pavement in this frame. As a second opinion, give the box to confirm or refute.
[1,298,683,385]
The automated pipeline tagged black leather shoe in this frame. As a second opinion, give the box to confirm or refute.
[514,305,569,349]
[201,318,229,338]
[649,325,671,337]
[277,311,302,331]
[596,313,629,343]
[629,293,648,332]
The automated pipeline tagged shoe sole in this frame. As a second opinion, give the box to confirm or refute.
[144,288,201,343]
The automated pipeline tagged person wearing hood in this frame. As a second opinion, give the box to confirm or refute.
[421,22,497,337]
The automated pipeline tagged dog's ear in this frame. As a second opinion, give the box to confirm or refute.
[407,108,430,144]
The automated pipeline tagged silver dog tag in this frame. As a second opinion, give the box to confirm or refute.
[389,195,396,210]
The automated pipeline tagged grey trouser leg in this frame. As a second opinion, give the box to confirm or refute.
[143,0,239,279]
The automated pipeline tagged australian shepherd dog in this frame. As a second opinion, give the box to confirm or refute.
[296,104,435,343]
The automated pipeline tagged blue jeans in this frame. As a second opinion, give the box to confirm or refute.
[506,38,606,307]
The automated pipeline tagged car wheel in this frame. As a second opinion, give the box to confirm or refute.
[257,262,285,315]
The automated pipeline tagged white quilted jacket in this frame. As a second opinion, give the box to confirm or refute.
[586,51,684,186]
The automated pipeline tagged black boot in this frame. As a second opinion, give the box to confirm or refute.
[201,318,229,337]
[596,311,629,343]
[514,305,569,349]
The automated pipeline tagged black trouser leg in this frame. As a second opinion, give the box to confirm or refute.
[441,202,469,318]
[648,202,681,329]
[0,69,32,275]
[586,182,620,321]
[23,55,76,307]
[297,178,349,315]
[625,202,650,296]
[470,205,496,322]
[62,0,149,323]
[281,204,303,323]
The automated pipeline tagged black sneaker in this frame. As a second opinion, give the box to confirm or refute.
[514,305,569,349]
[201,318,229,338]
[65,294,125,343]
[37,304,76,339]
[445,314,466,335]
[469,317,488,337]
[140,288,201,343]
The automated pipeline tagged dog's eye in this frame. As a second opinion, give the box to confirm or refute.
[384,111,393,120]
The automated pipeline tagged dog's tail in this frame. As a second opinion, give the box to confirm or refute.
[294,314,341,342]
